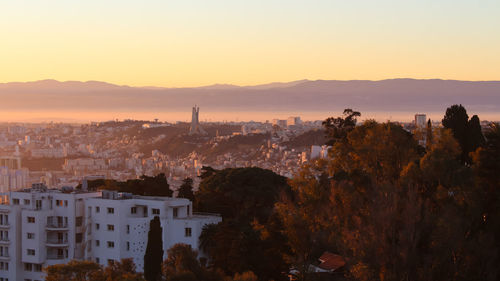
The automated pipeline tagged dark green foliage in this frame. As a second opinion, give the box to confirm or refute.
[322,108,360,145]
[283,129,327,148]
[144,217,164,281]
[196,167,290,222]
[467,115,486,152]
[162,243,228,281]
[196,167,291,281]
[426,118,433,147]
[442,104,469,146]
[442,104,485,163]
[82,173,172,196]
[177,178,195,202]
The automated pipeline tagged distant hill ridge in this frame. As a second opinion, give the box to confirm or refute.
[0,78,499,113]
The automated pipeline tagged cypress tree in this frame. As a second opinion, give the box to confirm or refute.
[467,114,485,153]
[426,118,433,148]
[144,216,163,281]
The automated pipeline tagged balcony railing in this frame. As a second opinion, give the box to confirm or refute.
[47,254,66,260]
[46,239,69,247]
[0,223,10,229]
[46,223,69,230]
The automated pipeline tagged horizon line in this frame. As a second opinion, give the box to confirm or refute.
[2,77,500,89]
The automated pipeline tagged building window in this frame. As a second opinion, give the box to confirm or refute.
[131,207,137,214]
[27,249,35,256]
[12,198,19,205]
[95,240,100,247]
[64,200,68,206]
[107,208,114,214]
[185,227,192,237]
[34,264,42,272]
[107,224,114,231]
[88,206,91,216]
[0,215,7,226]
[75,233,83,243]
[96,257,100,263]
[173,208,178,218]
[56,200,63,206]
[107,241,114,248]
[126,241,130,251]
[96,206,100,213]
[126,225,130,234]
[0,246,8,257]
[152,208,160,215]
[27,233,34,239]
[76,217,83,227]
[0,261,8,271]
[24,263,33,271]
[24,199,30,205]
[96,223,100,230]
[27,217,35,223]
[0,231,8,241]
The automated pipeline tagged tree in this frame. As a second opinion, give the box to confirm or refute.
[144,216,164,281]
[426,118,433,147]
[82,173,173,196]
[163,244,203,281]
[196,167,291,281]
[45,260,102,281]
[467,114,485,153]
[233,271,258,281]
[322,109,361,145]
[101,259,144,281]
[162,243,227,281]
[442,104,485,163]
[45,259,144,281]
[178,177,195,202]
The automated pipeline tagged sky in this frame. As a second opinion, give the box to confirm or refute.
[1,0,499,87]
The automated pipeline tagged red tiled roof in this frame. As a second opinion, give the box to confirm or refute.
[318,252,345,271]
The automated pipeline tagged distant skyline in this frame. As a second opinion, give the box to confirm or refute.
[1,0,500,87]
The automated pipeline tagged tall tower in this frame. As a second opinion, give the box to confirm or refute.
[189,105,207,135]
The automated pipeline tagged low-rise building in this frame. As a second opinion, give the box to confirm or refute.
[0,185,221,281]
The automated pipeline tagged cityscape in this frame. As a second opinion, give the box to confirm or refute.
[1,1,500,281]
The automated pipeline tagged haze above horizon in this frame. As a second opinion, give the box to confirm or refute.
[1,0,499,87]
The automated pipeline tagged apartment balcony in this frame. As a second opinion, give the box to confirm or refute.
[0,238,9,245]
[46,239,69,247]
[46,223,69,231]
[0,255,9,261]
[0,224,10,229]
[46,254,66,261]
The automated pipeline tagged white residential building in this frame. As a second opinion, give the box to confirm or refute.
[0,186,221,281]
[414,114,427,128]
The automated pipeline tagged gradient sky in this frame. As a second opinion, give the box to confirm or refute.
[1,0,499,87]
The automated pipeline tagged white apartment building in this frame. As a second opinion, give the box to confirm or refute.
[0,185,221,281]
[414,114,427,128]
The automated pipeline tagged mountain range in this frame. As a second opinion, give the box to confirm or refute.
[0,79,499,118]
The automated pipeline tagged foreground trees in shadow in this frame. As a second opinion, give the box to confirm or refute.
[277,107,499,281]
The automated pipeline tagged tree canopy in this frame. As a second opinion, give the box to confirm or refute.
[196,167,291,281]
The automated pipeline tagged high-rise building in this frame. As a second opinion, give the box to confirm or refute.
[287,116,301,126]
[0,186,221,281]
[189,106,207,135]
[414,114,427,128]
